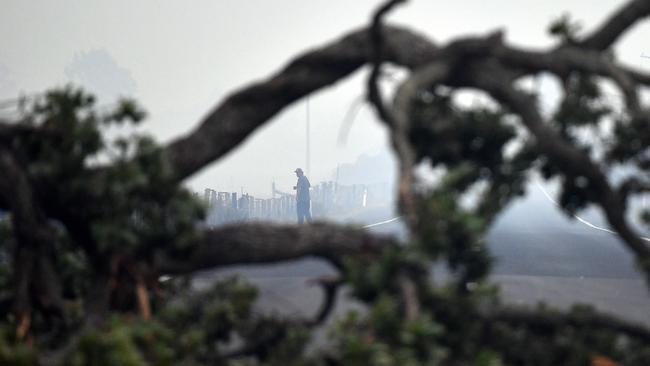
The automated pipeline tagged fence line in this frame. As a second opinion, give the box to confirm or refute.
[200,180,392,227]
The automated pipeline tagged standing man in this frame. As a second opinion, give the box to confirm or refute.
[293,168,312,224]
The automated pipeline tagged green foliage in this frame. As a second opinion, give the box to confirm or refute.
[552,74,610,136]
[482,304,650,366]
[410,92,516,170]
[331,66,650,365]
[0,325,35,366]
[333,304,447,366]
[65,277,313,366]
[8,86,204,259]
[67,311,178,365]
[608,115,650,164]
[0,87,211,364]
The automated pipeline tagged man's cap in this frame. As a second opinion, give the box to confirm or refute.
[294,168,303,173]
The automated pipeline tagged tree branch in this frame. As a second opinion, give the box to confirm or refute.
[5,24,650,216]
[579,0,650,51]
[464,61,650,263]
[305,275,344,326]
[164,25,438,182]
[155,222,398,275]
[398,273,420,321]
[366,0,407,127]
[157,18,650,188]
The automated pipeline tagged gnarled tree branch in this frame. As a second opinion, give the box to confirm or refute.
[155,222,398,275]
[164,26,438,182]
[579,0,650,51]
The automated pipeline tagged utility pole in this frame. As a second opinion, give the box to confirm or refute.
[306,97,311,178]
[335,163,340,195]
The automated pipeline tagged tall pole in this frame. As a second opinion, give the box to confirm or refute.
[306,97,311,178]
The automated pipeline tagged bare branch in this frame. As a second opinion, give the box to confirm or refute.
[5,25,650,215]
[164,25,438,182]
[398,273,419,321]
[579,0,650,51]
[392,61,451,228]
[104,28,650,186]
[366,0,407,126]
[155,222,398,275]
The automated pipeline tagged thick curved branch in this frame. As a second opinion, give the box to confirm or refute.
[579,0,650,51]
[366,0,407,126]
[4,24,650,217]
[164,26,438,182]
[161,20,650,186]
[366,0,423,233]
[392,61,451,228]
[155,222,397,275]
[497,45,650,87]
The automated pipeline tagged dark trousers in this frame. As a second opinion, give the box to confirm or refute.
[297,200,312,224]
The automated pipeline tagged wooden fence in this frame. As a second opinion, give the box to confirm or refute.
[201,180,392,226]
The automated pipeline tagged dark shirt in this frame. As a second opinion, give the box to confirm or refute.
[296,176,311,202]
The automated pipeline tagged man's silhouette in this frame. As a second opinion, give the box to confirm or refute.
[293,168,312,224]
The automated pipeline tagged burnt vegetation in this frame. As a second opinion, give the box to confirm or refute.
[1,0,650,365]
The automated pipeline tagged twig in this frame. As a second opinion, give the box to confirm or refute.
[305,275,344,326]
[398,273,420,321]
[366,0,407,126]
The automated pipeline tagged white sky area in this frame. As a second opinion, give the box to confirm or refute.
[1,1,649,197]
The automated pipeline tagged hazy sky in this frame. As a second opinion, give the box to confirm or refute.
[1,0,649,196]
